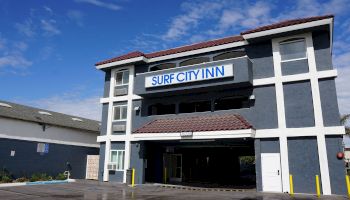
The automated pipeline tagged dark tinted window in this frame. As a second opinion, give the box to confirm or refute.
[213,51,246,61]
[179,101,211,113]
[179,57,210,66]
[214,96,248,110]
[148,104,176,115]
[149,63,176,71]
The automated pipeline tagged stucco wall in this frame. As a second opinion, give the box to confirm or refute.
[0,117,98,147]
[0,138,99,179]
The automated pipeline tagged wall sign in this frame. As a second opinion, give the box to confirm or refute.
[145,64,233,88]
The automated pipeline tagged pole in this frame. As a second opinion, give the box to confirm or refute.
[131,168,135,187]
[289,174,294,196]
[316,175,321,198]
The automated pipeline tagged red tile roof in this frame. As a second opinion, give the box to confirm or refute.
[241,14,333,35]
[133,114,253,134]
[95,35,243,66]
[96,15,334,66]
[96,51,144,66]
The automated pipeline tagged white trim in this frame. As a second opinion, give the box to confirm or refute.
[123,65,135,183]
[271,36,290,193]
[100,95,142,104]
[253,69,337,86]
[103,139,111,181]
[242,18,333,40]
[0,133,99,148]
[97,126,345,142]
[96,41,248,70]
[132,129,255,141]
[96,56,147,70]
[255,126,345,138]
[305,33,332,195]
[280,57,307,63]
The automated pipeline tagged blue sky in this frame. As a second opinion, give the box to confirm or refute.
[0,0,350,121]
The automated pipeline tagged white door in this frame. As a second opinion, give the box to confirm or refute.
[261,153,282,192]
[86,155,99,180]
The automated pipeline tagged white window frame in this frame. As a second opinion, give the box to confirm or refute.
[115,70,129,86]
[279,38,307,63]
[113,104,127,121]
[109,150,125,171]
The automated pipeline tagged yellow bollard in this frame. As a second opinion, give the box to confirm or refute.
[164,167,167,184]
[316,175,321,198]
[346,175,350,197]
[131,168,135,187]
[289,174,294,196]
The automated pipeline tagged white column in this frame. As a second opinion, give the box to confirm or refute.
[306,34,331,195]
[102,68,116,182]
[272,39,290,193]
[123,65,135,183]
[103,138,111,181]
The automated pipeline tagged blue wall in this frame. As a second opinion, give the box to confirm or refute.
[284,81,315,128]
[288,137,320,194]
[326,136,346,195]
[0,138,99,179]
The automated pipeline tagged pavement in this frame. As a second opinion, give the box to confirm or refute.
[0,180,347,200]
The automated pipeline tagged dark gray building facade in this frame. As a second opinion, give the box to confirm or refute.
[96,15,346,195]
[0,101,100,179]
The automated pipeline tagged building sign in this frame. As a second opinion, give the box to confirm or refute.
[145,64,233,88]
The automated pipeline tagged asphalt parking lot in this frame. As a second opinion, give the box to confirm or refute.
[0,181,347,200]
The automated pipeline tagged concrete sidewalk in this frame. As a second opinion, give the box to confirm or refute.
[0,180,346,200]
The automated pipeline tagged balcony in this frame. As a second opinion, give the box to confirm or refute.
[134,56,252,97]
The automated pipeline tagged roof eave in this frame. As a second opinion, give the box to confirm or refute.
[95,56,148,70]
[242,18,333,40]
[95,40,248,70]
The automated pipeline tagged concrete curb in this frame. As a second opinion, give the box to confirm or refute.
[153,183,250,192]
[0,179,75,187]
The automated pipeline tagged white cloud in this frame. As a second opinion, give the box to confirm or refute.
[162,1,222,41]
[40,19,61,36]
[31,94,102,121]
[75,0,121,11]
[67,10,85,27]
[14,19,35,37]
[0,54,32,69]
[336,66,350,115]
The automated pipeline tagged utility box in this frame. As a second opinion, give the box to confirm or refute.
[126,168,132,185]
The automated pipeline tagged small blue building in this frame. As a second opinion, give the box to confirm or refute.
[95,15,346,195]
[0,101,100,179]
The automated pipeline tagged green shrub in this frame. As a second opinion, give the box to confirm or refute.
[14,177,29,182]
[30,173,52,182]
[0,168,13,183]
[55,173,67,180]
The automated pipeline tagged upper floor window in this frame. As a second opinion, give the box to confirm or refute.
[279,38,306,61]
[110,150,125,171]
[179,100,211,113]
[149,63,176,72]
[115,70,129,86]
[148,103,176,115]
[179,57,210,67]
[214,96,248,111]
[113,104,127,121]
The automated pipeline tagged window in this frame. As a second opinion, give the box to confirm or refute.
[279,39,306,61]
[148,103,176,115]
[113,104,127,121]
[214,96,248,111]
[149,63,176,72]
[179,57,210,67]
[179,101,211,113]
[37,143,49,153]
[110,150,125,171]
[115,70,129,86]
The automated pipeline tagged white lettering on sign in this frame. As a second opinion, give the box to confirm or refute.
[145,64,233,88]
[180,132,193,137]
